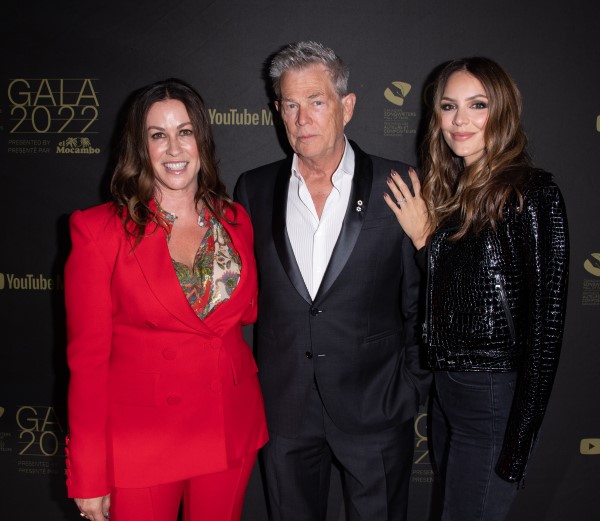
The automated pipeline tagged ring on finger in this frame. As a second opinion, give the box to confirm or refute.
[396,197,406,206]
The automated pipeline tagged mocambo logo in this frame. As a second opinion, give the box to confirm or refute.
[56,136,100,155]
[0,272,63,291]
[583,253,600,277]
[384,81,412,107]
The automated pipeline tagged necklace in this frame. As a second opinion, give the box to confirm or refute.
[157,204,208,228]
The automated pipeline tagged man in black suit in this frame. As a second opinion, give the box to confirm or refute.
[234,41,430,521]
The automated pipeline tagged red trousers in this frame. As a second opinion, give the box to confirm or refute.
[110,452,257,521]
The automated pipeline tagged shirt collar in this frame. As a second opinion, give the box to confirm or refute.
[291,137,354,190]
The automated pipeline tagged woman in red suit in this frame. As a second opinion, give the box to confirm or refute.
[64,78,268,521]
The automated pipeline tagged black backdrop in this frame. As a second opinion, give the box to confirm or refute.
[1,1,599,520]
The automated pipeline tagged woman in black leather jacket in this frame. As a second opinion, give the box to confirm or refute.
[384,57,569,521]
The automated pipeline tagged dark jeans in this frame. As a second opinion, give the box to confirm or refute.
[431,371,519,521]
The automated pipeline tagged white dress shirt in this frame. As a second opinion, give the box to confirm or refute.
[286,138,355,299]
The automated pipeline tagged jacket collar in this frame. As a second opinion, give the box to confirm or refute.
[272,140,373,304]
[131,202,244,336]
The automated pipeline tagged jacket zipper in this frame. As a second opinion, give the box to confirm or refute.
[494,273,516,341]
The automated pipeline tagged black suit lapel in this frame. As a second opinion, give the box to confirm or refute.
[315,142,373,301]
[272,159,313,304]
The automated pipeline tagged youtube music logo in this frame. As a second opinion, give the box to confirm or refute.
[580,438,600,455]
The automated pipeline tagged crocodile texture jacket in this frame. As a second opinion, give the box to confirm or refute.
[423,169,569,482]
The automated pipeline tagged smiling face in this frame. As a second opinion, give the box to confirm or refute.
[275,63,355,168]
[439,70,489,166]
[146,99,201,197]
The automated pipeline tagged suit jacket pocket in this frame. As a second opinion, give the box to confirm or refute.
[357,328,418,422]
[109,370,158,407]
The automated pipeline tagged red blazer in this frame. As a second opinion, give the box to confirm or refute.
[64,201,268,499]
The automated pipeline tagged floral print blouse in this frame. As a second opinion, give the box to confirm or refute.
[159,205,241,319]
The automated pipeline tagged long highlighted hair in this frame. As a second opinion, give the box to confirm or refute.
[421,57,532,239]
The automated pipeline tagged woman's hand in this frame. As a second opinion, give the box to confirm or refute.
[75,495,110,521]
[384,168,432,250]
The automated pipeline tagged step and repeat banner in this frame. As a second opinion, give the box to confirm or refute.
[1,1,598,520]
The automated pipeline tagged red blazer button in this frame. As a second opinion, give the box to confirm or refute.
[166,395,181,405]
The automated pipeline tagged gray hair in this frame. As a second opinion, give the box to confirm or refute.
[269,41,350,99]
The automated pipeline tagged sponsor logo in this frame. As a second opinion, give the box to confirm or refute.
[582,253,600,305]
[383,80,417,137]
[0,272,63,291]
[580,438,600,455]
[208,108,273,126]
[584,253,600,277]
[384,81,412,107]
[56,137,101,155]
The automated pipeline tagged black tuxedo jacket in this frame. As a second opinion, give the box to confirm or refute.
[234,141,431,437]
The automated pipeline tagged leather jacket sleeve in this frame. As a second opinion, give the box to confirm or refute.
[495,177,569,482]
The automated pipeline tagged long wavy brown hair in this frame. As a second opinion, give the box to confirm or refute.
[421,57,532,240]
[110,78,234,245]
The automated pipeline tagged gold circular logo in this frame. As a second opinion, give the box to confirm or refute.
[384,82,412,107]
[584,253,600,277]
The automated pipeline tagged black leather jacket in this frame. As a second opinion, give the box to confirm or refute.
[423,169,569,482]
